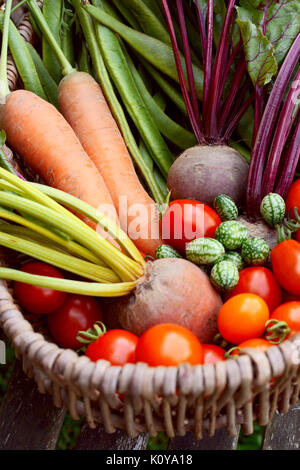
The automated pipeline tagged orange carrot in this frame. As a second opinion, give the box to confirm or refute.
[0,89,119,238]
[58,72,162,256]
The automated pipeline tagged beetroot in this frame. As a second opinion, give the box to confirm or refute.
[168,145,249,206]
[111,258,223,343]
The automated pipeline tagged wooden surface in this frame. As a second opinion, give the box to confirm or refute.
[262,406,300,450]
[0,361,66,450]
[168,428,240,450]
[76,423,149,450]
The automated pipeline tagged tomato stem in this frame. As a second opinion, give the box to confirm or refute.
[224,347,239,359]
[77,321,107,345]
[264,319,291,345]
[213,332,230,350]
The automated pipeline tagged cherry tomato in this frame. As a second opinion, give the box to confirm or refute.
[271,239,300,295]
[202,344,225,364]
[238,338,272,353]
[14,261,66,315]
[218,294,270,344]
[270,302,300,337]
[86,329,138,365]
[48,295,103,349]
[135,323,203,366]
[225,267,282,312]
[161,199,221,252]
[286,179,300,216]
[285,180,300,246]
[229,338,272,357]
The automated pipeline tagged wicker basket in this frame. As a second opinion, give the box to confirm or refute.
[1,1,300,441]
[1,285,300,439]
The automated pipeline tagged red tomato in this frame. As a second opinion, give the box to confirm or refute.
[48,295,103,349]
[270,301,300,337]
[161,199,221,252]
[271,240,300,295]
[86,329,138,365]
[285,180,300,247]
[14,261,66,315]
[135,323,203,366]
[202,344,226,364]
[225,267,282,312]
[286,179,300,216]
[218,294,270,344]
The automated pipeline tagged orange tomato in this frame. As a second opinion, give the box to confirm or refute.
[135,323,203,366]
[270,301,300,338]
[217,294,270,344]
[238,338,272,353]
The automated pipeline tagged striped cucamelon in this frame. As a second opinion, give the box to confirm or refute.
[186,238,225,265]
[260,193,286,227]
[156,244,182,259]
[215,221,248,250]
[221,251,244,271]
[241,238,270,266]
[213,194,238,221]
[210,261,239,292]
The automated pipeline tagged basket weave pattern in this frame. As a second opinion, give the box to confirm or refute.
[1,1,300,440]
[1,282,300,439]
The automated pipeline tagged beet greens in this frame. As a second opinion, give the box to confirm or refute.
[161,0,254,145]
[237,0,300,217]
[162,0,300,218]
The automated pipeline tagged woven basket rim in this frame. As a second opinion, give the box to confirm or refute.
[1,276,300,387]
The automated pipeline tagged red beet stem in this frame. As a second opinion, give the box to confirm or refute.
[223,91,255,142]
[203,0,213,134]
[176,0,201,126]
[218,59,247,134]
[194,0,207,55]
[161,0,204,143]
[206,0,236,139]
[275,117,300,199]
[262,67,300,196]
[246,32,300,217]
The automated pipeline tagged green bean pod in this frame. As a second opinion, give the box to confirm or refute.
[60,2,76,68]
[110,0,141,30]
[124,48,196,149]
[96,23,173,177]
[139,59,188,116]
[122,0,171,44]
[42,0,63,83]
[83,4,204,99]
[26,43,59,107]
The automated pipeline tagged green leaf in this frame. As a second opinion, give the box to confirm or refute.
[238,0,300,75]
[237,10,277,87]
